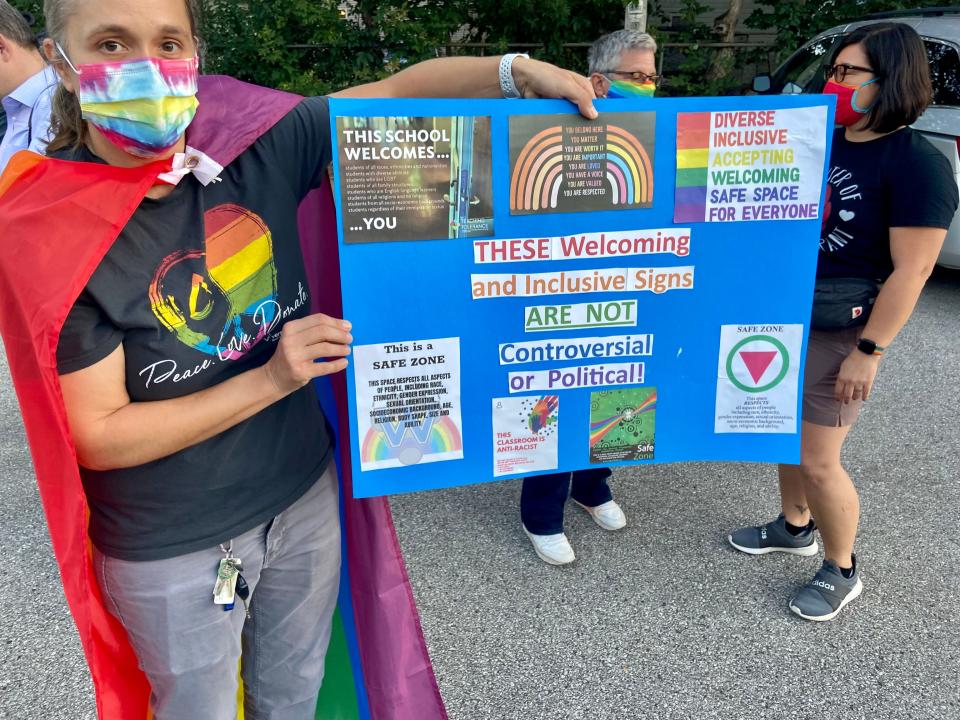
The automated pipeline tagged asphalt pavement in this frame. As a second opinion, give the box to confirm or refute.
[2,268,959,720]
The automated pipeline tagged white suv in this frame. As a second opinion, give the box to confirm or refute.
[753,7,960,268]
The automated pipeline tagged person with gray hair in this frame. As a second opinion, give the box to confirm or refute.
[587,29,660,99]
[0,0,56,172]
[520,29,662,567]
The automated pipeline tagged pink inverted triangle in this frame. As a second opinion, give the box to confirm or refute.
[740,351,777,384]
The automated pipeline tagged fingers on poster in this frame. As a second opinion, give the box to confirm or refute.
[508,112,656,215]
[491,395,560,477]
[675,107,828,223]
[337,116,494,243]
[715,324,803,434]
[589,387,657,463]
[354,337,464,472]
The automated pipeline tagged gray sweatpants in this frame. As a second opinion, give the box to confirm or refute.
[93,464,341,720]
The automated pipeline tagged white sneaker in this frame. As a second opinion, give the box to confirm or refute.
[523,526,576,565]
[574,499,627,531]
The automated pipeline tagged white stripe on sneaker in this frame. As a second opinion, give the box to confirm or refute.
[727,534,820,557]
[790,577,863,622]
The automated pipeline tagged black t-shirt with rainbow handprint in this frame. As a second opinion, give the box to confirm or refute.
[55,97,335,561]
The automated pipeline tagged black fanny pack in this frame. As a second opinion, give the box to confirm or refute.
[811,277,880,330]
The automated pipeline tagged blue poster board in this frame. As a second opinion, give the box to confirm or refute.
[329,95,834,498]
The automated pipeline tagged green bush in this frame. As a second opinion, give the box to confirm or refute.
[9,0,946,97]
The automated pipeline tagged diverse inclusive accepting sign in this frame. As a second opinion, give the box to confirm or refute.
[328,95,834,498]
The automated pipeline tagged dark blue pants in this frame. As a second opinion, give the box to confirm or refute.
[520,468,613,535]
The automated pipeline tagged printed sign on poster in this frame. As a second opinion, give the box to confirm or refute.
[337,115,494,243]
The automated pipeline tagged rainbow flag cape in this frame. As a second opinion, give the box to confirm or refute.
[0,76,446,720]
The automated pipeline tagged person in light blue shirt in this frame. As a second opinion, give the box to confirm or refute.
[0,1,57,173]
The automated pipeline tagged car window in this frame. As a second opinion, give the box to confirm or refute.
[774,35,839,95]
[925,39,960,107]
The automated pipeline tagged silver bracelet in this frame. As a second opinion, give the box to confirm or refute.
[499,53,529,99]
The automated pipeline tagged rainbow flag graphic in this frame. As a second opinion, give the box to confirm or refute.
[588,390,658,447]
[674,112,711,222]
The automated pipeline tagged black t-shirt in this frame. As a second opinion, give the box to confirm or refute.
[819,127,958,280]
[55,96,334,561]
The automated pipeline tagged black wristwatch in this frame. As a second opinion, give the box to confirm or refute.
[856,338,885,356]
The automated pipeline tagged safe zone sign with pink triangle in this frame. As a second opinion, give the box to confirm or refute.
[715,324,803,434]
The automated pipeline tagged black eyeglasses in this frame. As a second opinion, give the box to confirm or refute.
[602,70,663,87]
[824,63,875,84]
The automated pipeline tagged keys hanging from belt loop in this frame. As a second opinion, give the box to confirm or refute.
[218,540,236,560]
[213,541,242,607]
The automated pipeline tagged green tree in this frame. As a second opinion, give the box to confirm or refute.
[199,0,351,95]
[9,1,43,34]
[10,0,469,96]
[200,0,631,94]
[10,0,949,98]
[707,0,746,84]
[201,0,492,95]
[647,0,726,96]
[466,0,629,72]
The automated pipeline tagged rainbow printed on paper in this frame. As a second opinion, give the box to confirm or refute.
[510,123,654,212]
[528,395,559,434]
[149,204,279,359]
[361,416,463,468]
[589,389,657,448]
[675,112,711,222]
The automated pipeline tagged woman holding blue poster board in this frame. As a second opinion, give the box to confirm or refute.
[729,23,958,621]
[0,0,601,716]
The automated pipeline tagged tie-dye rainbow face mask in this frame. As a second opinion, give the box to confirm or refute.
[606,79,656,99]
[58,45,199,158]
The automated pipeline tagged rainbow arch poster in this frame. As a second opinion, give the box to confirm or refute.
[509,112,655,214]
[327,95,834,498]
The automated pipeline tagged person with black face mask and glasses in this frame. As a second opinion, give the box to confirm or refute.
[729,23,958,621]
